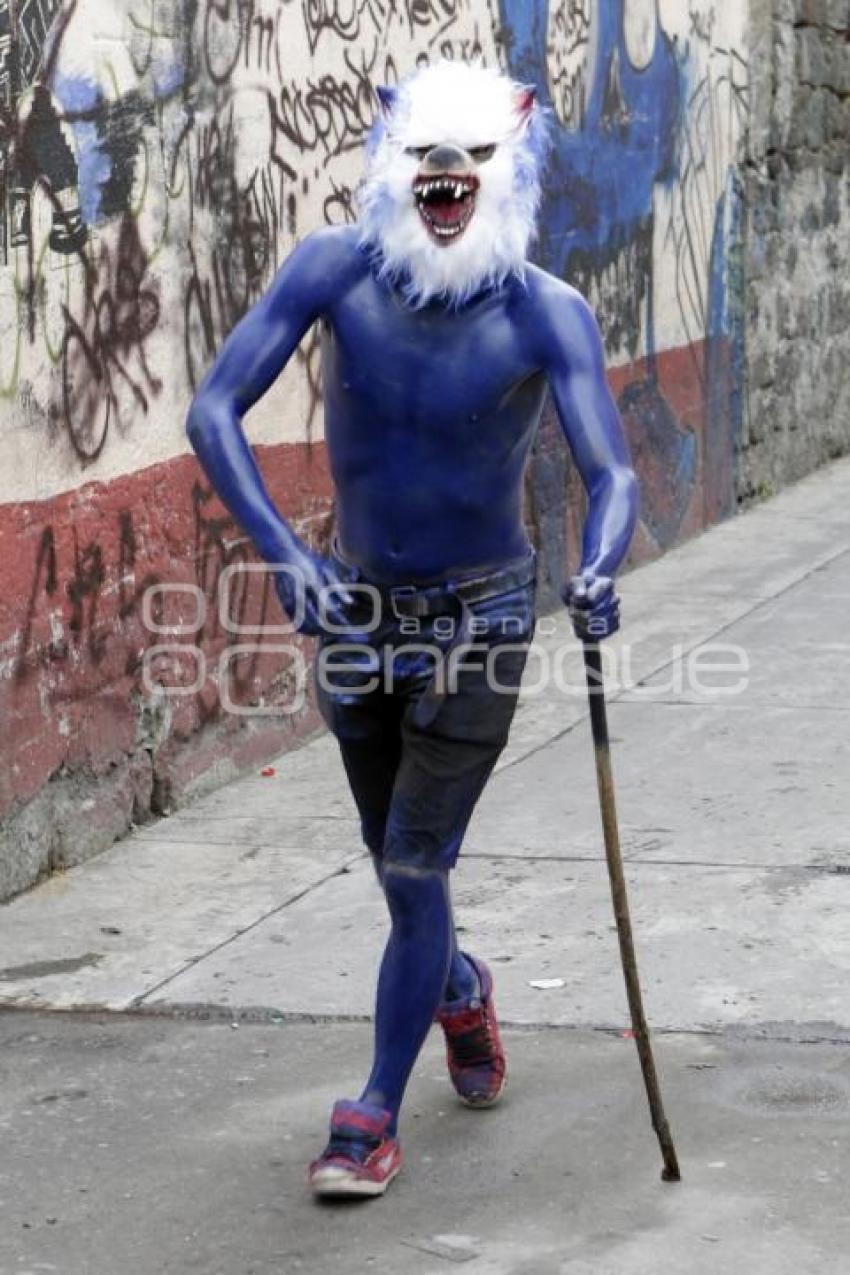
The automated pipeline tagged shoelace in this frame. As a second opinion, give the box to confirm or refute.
[324,1130,380,1165]
[448,1018,496,1067]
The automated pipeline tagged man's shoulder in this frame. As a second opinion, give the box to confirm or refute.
[521,263,591,319]
[275,225,369,306]
[299,223,363,261]
[517,264,600,364]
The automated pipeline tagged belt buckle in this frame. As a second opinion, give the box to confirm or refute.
[389,583,420,621]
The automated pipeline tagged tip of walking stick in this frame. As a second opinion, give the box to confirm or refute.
[661,1165,682,1183]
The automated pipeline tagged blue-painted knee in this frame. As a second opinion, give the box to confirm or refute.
[382,862,448,931]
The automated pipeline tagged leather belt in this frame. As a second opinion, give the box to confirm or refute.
[330,547,537,728]
[383,554,537,622]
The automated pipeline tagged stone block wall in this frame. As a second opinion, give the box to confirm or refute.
[741,0,850,500]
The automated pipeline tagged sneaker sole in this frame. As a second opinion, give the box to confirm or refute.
[309,1161,402,1199]
[457,1073,507,1109]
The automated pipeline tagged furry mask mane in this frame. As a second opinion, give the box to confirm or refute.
[357,61,550,310]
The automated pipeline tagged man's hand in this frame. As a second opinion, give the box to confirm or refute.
[562,571,621,641]
[273,544,355,637]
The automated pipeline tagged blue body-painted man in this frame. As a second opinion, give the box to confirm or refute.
[187,61,638,1198]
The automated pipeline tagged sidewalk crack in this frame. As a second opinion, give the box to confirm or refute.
[130,850,367,1008]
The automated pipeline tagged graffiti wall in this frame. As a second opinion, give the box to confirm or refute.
[515,0,749,587]
[0,0,753,896]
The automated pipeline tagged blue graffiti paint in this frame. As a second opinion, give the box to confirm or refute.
[499,0,682,280]
[52,75,111,226]
[500,0,699,549]
[725,180,746,457]
[704,175,745,520]
[51,53,185,228]
[150,58,186,100]
[707,176,744,354]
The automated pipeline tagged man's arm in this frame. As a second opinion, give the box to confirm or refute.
[538,281,639,637]
[186,228,351,564]
[186,228,360,632]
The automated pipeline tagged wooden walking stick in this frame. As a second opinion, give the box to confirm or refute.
[582,641,681,1182]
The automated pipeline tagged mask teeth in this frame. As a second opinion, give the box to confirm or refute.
[414,177,476,199]
[418,204,474,240]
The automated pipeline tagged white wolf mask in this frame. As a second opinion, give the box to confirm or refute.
[358,61,549,309]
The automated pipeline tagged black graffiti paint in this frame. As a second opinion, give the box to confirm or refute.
[15,524,60,681]
[301,0,363,56]
[203,0,285,85]
[565,218,655,363]
[95,91,154,220]
[269,44,384,163]
[60,216,162,464]
[13,509,170,704]
[322,177,357,225]
[0,0,87,264]
[117,509,161,639]
[302,0,469,53]
[65,533,108,665]
[547,0,592,129]
[191,479,277,711]
[183,118,281,392]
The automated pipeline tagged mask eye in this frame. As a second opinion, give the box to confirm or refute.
[469,145,496,163]
[405,146,434,161]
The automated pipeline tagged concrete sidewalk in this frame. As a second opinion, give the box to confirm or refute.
[1,457,850,1274]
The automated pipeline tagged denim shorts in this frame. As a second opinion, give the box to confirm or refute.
[315,571,536,872]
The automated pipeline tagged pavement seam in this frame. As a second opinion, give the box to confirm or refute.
[461,852,850,873]
[136,814,361,831]
[11,1001,848,1046]
[128,850,368,1009]
[126,838,364,849]
[614,700,850,710]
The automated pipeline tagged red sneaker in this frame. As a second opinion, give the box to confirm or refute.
[308,1099,402,1198]
[436,954,507,1108]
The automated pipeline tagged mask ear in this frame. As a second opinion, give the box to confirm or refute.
[376,86,398,119]
[514,85,537,128]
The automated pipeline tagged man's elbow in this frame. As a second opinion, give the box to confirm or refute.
[186,390,231,455]
[593,464,639,515]
[613,466,640,544]
[591,465,639,547]
[617,465,640,523]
